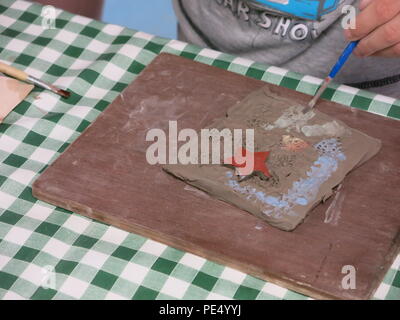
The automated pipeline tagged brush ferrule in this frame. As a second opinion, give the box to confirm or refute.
[28,75,58,93]
[28,75,70,98]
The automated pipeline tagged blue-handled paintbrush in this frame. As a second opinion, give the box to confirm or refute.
[303,40,360,114]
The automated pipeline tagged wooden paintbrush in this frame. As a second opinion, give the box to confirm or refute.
[0,62,70,98]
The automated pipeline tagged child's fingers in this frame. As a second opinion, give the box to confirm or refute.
[345,0,400,41]
[371,43,400,57]
[354,14,400,56]
[359,0,374,11]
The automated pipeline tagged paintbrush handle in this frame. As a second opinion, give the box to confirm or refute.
[0,62,28,81]
[328,40,360,79]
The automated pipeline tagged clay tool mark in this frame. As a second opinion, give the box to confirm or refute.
[0,62,70,98]
[324,184,345,226]
[303,41,360,114]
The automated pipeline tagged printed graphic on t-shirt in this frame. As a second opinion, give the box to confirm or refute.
[250,0,341,20]
[215,0,349,41]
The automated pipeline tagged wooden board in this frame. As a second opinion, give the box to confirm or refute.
[33,53,400,300]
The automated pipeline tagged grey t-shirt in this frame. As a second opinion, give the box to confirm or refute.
[173,0,400,98]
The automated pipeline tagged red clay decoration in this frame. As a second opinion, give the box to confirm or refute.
[225,147,271,177]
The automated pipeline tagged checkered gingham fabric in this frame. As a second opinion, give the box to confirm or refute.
[0,0,399,300]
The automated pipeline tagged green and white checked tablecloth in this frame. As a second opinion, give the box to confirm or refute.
[0,0,399,300]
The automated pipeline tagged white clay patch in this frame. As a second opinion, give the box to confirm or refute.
[301,121,347,137]
[264,105,315,133]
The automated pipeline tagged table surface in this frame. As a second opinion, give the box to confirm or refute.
[0,0,399,300]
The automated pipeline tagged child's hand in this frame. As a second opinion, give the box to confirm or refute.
[345,0,400,57]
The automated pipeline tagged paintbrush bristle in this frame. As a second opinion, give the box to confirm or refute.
[57,89,71,99]
[303,77,332,114]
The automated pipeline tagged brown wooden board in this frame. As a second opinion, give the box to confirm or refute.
[32,53,400,300]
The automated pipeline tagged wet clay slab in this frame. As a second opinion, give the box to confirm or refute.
[33,53,400,300]
[164,87,381,231]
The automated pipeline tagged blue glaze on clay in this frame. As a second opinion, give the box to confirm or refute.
[295,198,308,206]
[225,138,346,219]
